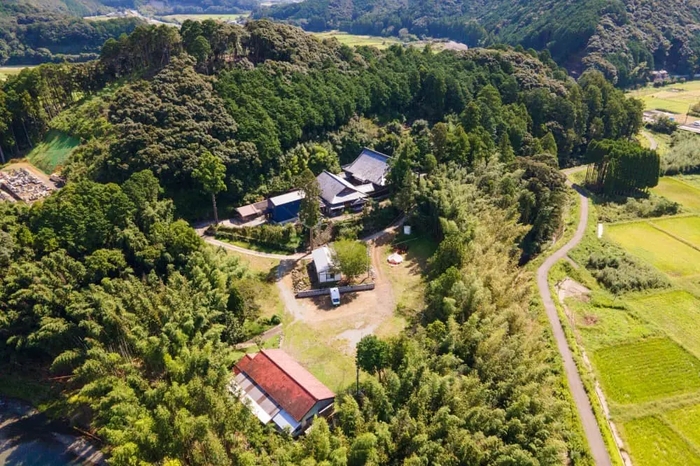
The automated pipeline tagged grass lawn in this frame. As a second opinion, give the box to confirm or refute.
[606,222,700,277]
[652,216,700,247]
[652,178,700,212]
[378,236,435,314]
[622,416,700,466]
[311,31,400,49]
[631,291,700,359]
[281,319,357,393]
[160,13,249,23]
[26,130,80,173]
[627,81,700,114]
[665,404,700,450]
[593,338,700,404]
[568,299,659,352]
[223,237,299,255]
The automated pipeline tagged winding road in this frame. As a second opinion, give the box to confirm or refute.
[642,131,658,150]
[537,177,612,466]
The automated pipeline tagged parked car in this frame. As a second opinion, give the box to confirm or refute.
[330,287,341,306]
[693,121,700,127]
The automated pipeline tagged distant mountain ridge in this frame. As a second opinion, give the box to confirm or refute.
[259,0,700,86]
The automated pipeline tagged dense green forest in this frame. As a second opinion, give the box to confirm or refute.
[0,19,649,464]
[259,0,700,86]
[0,2,142,65]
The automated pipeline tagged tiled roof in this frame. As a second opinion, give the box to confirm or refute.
[234,349,334,422]
[316,171,366,206]
[343,148,390,186]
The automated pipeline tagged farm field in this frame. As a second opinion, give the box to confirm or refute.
[26,130,80,174]
[631,291,700,359]
[160,13,249,23]
[621,417,700,466]
[627,80,700,114]
[310,31,401,49]
[651,178,700,212]
[561,192,700,464]
[652,216,700,246]
[605,221,700,277]
[0,66,30,81]
[593,338,700,404]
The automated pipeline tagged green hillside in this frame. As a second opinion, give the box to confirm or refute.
[260,0,700,86]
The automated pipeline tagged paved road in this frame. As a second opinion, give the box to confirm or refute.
[537,181,612,466]
[642,131,658,150]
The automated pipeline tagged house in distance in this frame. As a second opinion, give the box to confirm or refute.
[230,349,335,435]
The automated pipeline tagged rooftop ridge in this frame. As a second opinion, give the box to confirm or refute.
[260,349,334,401]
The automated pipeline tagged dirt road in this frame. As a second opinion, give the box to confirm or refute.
[537,181,612,466]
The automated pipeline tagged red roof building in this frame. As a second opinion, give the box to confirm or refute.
[230,349,335,434]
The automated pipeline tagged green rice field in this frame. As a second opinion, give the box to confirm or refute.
[627,80,700,114]
[632,291,700,359]
[622,417,700,466]
[593,338,700,404]
[26,130,80,173]
[311,31,401,49]
[606,222,700,277]
[651,178,700,212]
[652,216,700,247]
[665,404,700,448]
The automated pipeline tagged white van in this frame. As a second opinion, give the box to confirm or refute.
[330,287,341,306]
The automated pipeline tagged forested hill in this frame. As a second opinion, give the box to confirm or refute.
[259,0,700,86]
[0,1,141,66]
[0,20,645,464]
[0,0,255,66]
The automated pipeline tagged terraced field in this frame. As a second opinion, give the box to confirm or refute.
[622,417,700,466]
[565,199,700,464]
[651,178,700,212]
[606,222,700,277]
[632,291,700,359]
[593,338,700,404]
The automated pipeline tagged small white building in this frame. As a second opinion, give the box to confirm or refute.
[312,246,340,283]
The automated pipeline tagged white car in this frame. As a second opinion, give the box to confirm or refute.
[330,287,341,306]
[693,121,700,127]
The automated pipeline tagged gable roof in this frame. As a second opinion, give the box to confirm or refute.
[316,171,367,206]
[343,148,390,186]
[312,246,334,273]
[234,349,334,422]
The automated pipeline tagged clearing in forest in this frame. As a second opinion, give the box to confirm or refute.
[26,130,80,174]
[605,221,700,277]
[651,178,700,212]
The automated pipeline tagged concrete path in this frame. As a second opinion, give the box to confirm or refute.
[537,181,612,466]
[642,131,658,150]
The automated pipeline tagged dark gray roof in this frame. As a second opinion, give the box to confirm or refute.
[343,148,390,186]
[316,171,366,206]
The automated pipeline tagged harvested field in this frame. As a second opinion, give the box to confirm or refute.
[593,338,700,404]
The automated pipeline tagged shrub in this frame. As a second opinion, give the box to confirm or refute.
[585,243,669,294]
[662,134,700,175]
